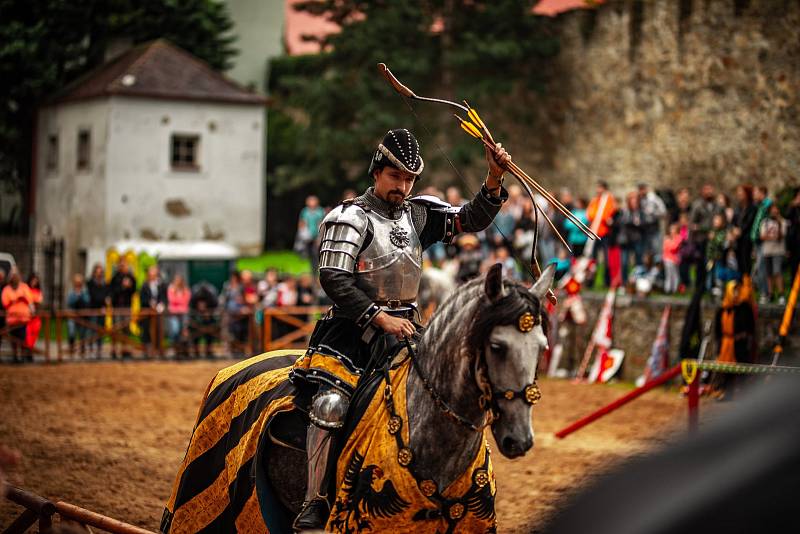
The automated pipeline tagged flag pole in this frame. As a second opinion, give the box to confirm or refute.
[771,263,800,366]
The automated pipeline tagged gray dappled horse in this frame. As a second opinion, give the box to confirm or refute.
[268,264,553,517]
[164,263,553,533]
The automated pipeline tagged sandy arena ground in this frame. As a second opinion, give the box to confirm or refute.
[1,360,701,532]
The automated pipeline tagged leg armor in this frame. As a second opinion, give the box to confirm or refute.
[295,387,350,531]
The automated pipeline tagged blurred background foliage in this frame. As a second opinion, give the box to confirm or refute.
[267,0,559,201]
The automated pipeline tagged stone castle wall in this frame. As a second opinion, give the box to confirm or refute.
[527,0,800,197]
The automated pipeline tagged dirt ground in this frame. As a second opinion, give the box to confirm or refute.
[0,360,704,532]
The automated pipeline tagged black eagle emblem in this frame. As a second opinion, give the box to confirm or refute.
[389,225,411,248]
[330,452,410,532]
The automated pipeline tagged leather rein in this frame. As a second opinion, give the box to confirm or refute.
[401,329,542,434]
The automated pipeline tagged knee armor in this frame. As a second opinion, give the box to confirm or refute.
[310,388,350,429]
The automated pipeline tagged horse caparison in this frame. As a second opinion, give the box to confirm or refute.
[163,263,555,533]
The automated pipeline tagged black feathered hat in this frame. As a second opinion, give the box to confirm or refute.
[367,128,424,179]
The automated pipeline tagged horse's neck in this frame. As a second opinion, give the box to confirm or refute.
[405,282,486,490]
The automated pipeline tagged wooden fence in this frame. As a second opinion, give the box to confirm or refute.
[0,306,330,362]
[3,485,155,534]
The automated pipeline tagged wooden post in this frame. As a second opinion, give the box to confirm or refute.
[687,373,700,435]
[44,313,51,363]
[55,314,63,362]
[263,310,272,352]
[248,312,255,356]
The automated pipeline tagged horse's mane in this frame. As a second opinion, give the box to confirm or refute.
[466,280,547,351]
[419,274,546,361]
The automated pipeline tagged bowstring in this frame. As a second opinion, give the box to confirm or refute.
[395,93,541,281]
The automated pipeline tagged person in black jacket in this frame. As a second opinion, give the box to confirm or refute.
[732,184,757,277]
[189,281,219,359]
[109,259,136,358]
[86,263,109,357]
[784,188,800,280]
[140,265,167,358]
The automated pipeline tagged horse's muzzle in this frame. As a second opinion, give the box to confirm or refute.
[499,435,533,458]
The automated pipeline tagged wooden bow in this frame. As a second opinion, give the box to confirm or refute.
[378,63,597,303]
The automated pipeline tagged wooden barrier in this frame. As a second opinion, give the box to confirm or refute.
[554,364,682,439]
[1,305,329,361]
[3,486,156,534]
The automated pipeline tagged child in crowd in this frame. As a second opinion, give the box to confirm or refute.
[494,246,520,280]
[706,213,730,294]
[552,248,571,281]
[662,223,683,294]
[760,203,788,304]
[456,234,483,283]
[66,274,90,356]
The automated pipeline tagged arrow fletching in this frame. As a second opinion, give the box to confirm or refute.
[455,115,482,139]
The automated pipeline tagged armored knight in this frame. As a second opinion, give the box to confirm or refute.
[290,128,511,531]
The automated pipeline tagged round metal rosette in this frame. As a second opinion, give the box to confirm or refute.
[448,502,465,520]
[517,312,536,333]
[419,479,437,497]
[387,415,402,435]
[503,390,515,400]
[524,383,542,405]
[397,447,414,467]
[473,469,490,489]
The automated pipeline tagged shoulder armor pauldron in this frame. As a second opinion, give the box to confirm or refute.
[322,203,369,233]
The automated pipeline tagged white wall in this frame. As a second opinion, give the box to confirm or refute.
[35,99,111,276]
[105,96,265,254]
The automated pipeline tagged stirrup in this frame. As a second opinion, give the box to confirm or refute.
[293,495,330,532]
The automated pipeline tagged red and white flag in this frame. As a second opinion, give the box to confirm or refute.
[580,289,625,383]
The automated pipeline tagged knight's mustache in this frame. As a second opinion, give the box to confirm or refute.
[389,190,405,197]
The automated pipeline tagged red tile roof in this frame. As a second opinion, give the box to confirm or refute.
[284,0,342,55]
[49,39,267,106]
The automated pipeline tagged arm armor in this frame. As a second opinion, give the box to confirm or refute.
[409,195,461,244]
[318,203,369,272]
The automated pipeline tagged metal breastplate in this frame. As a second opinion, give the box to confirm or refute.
[356,209,422,303]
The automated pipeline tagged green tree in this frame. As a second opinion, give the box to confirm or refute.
[267,0,559,200]
[0,0,237,233]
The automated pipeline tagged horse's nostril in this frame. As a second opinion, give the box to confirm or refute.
[502,436,517,454]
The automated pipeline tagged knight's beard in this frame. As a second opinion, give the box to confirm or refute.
[388,190,405,206]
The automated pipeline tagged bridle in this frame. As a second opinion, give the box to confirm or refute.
[399,309,543,434]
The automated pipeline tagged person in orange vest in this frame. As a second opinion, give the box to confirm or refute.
[1,268,33,363]
[586,180,618,287]
[711,280,756,400]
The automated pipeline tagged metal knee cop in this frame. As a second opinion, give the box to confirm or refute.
[309,388,350,429]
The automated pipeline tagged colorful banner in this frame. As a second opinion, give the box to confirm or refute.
[637,306,671,386]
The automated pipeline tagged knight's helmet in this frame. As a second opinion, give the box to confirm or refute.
[367,128,425,179]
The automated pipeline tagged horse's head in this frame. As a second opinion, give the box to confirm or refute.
[468,263,555,459]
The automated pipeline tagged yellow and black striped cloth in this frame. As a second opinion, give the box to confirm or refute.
[163,350,497,533]
[162,350,303,534]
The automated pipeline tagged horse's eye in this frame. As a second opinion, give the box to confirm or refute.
[489,342,506,356]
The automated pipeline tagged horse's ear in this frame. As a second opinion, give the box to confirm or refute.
[485,263,504,302]
[530,263,556,300]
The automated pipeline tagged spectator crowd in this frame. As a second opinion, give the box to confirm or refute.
[306,182,798,304]
[4,182,799,363]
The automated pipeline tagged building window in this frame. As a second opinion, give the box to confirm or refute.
[77,128,91,171]
[171,134,200,171]
[46,134,59,171]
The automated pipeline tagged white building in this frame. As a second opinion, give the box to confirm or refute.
[34,39,267,278]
